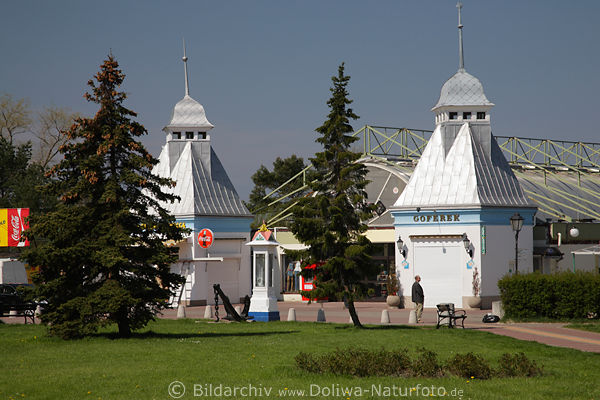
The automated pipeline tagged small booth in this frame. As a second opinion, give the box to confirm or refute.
[300,264,316,302]
[300,263,327,302]
[246,224,280,321]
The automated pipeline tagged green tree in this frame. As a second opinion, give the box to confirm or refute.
[0,137,53,213]
[21,55,186,338]
[246,155,314,228]
[289,63,376,327]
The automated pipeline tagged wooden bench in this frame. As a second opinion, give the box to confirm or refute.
[436,303,466,329]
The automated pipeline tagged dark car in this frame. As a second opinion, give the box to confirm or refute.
[0,283,34,315]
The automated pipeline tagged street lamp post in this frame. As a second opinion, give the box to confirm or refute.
[462,233,473,258]
[510,213,524,274]
[396,236,406,258]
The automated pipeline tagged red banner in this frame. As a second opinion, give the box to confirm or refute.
[0,208,29,247]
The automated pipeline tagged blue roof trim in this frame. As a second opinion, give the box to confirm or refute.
[175,216,253,233]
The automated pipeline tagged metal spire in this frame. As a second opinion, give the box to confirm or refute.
[182,38,190,96]
[457,2,465,71]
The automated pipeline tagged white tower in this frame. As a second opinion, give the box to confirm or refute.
[432,1,495,159]
[391,3,536,309]
[153,42,253,306]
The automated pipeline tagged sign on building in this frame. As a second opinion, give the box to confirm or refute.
[197,228,214,248]
[0,208,29,247]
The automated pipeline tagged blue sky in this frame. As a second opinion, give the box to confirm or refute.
[2,1,598,200]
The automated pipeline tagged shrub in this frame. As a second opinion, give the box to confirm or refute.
[295,348,411,377]
[497,352,543,377]
[294,352,322,374]
[412,348,443,377]
[498,271,600,320]
[446,352,492,379]
[296,348,543,379]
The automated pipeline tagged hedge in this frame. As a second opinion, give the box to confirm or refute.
[498,271,600,319]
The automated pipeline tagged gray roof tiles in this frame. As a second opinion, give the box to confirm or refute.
[167,95,214,129]
[154,141,250,217]
[433,70,494,110]
[394,123,533,209]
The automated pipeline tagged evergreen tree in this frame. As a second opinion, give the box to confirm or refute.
[289,63,377,327]
[21,56,186,338]
[0,137,55,212]
[0,138,35,208]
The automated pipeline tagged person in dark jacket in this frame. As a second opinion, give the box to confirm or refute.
[412,275,424,322]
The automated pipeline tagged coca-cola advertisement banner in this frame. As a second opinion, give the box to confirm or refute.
[0,208,30,247]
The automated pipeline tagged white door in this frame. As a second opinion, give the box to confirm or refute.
[413,243,462,307]
[207,260,240,304]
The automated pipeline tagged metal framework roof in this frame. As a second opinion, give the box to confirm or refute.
[256,125,600,225]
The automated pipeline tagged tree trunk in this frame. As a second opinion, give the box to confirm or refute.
[347,298,363,328]
[116,306,131,338]
[118,319,131,338]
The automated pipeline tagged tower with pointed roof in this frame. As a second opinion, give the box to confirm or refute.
[153,44,253,306]
[391,4,536,309]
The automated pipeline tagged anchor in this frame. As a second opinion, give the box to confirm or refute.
[213,284,252,322]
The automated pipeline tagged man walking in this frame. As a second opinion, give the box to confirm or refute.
[412,275,424,322]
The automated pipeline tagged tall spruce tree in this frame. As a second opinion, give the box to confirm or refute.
[21,56,186,338]
[289,63,377,327]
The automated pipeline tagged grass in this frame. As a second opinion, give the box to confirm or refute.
[0,319,599,400]
[566,321,600,334]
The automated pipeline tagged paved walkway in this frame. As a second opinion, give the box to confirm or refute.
[163,301,600,353]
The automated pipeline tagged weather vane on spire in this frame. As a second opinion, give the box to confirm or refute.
[457,2,465,71]
[182,38,190,96]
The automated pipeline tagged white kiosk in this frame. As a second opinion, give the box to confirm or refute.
[246,224,280,321]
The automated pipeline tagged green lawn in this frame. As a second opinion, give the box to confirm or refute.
[1,319,599,400]
[566,321,600,334]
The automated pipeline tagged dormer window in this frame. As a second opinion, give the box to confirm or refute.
[186,131,194,139]
[173,132,181,139]
[477,112,486,120]
[463,112,471,120]
[449,112,458,120]
[199,132,206,139]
